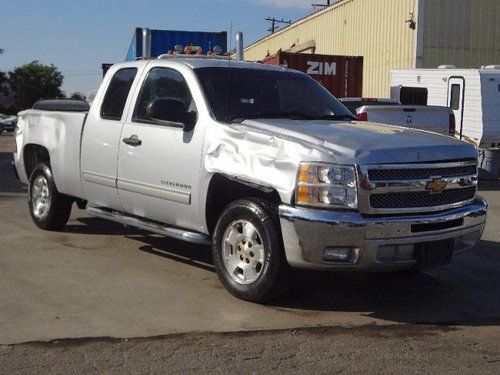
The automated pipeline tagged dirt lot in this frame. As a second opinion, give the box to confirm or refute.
[1,325,499,374]
[0,133,499,373]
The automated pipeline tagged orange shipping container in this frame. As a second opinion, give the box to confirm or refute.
[262,52,363,98]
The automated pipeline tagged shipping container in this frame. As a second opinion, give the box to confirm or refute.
[262,52,363,98]
[126,28,227,61]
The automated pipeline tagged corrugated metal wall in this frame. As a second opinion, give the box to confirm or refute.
[244,0,417,97]
[422,0,500,68]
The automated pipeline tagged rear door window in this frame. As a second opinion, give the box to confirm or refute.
[101,68,138,120]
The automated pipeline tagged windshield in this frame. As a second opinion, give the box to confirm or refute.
[194,67,354,123]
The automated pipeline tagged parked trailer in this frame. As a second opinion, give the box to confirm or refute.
[391,66,500,149]
[262,52,363,98]
[126,28,227,60]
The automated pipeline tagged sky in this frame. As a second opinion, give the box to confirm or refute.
[0,0,323,95]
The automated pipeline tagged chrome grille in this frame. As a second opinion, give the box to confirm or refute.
[368,165,477,181]
[358,161,478,214]
[370,187,477,209]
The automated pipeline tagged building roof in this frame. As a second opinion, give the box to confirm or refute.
[244,0,349,52]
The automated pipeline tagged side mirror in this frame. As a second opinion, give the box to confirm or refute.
[145,98,197,132]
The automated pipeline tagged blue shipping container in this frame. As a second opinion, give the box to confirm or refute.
[126,28,227,60]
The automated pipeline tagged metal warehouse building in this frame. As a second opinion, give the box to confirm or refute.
[244,0,500,97]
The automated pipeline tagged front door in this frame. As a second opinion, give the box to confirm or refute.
[448,77,465,138]
[117,66,205,230]
[81,66,139,210]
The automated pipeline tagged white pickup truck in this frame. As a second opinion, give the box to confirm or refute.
[14,57,487,302]
[339,98,455,136]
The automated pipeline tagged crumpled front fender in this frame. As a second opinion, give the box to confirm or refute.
[203,122,334,204]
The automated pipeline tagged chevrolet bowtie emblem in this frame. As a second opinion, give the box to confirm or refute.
[426,178,447,193]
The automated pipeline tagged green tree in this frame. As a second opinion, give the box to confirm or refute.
[69,92,85,101]
[0,70,11,113]
[9,61,63,110]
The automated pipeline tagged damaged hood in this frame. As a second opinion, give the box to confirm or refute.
[241,119,477,164]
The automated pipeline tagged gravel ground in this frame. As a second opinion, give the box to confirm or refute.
[1,325,499,374]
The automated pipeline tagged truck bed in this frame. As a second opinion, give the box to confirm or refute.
[357,105,452,135]
[15,109,87,199]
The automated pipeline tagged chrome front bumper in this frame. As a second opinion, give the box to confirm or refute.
[279,198,487,271]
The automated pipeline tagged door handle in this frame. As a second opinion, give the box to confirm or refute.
[122,135,142,147]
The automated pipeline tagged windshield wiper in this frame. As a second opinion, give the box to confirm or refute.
[227,112,356,123]
[229,112,316,123]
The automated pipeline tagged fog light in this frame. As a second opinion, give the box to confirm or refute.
[323,247,359,263]
[377,244,414,263]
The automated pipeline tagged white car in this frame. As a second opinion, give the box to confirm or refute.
[0,114,17,133]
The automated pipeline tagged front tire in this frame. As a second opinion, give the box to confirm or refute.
[212,198,289,303]
[29,163,72,231]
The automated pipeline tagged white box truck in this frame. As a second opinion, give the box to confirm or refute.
[391,66,500,149]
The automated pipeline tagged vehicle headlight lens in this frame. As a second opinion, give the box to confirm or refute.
[296,162,357,209]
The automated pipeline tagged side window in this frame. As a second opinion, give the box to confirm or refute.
[101,68,137,120]
[400,87,428,105]
[450,84,461,110]
[134,67,195,121]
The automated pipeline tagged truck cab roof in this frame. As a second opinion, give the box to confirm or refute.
[111,57,291,73]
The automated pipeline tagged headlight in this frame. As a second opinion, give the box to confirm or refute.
[295,162,357,209]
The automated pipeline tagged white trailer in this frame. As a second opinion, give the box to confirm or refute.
[391,66,500,148]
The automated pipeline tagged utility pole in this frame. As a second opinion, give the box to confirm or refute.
[265,17,292,34]
[312,0,333,10]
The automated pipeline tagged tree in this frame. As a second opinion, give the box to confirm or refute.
[0,70,12,114]
[69,92,85,101]
[8,61,63,110]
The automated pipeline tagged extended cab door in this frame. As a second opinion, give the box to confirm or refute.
[80,66,140,210]
[117,64,206,231]
[448,77,465,138]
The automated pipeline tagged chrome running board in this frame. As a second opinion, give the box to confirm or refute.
[87,207,211,245]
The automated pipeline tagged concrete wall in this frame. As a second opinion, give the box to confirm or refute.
[244,0,417,97]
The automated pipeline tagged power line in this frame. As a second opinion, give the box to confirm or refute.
[312,1,333,10]
[265,17,292,34]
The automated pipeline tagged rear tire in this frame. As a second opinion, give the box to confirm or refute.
[212,198,289,303]
[29,163,72,231]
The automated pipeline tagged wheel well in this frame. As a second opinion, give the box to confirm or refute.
[205,174,282,235]
[23,144,50,179]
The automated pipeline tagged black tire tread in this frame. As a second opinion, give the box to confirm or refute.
[212,197,289,303]
[29,163,72,231]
